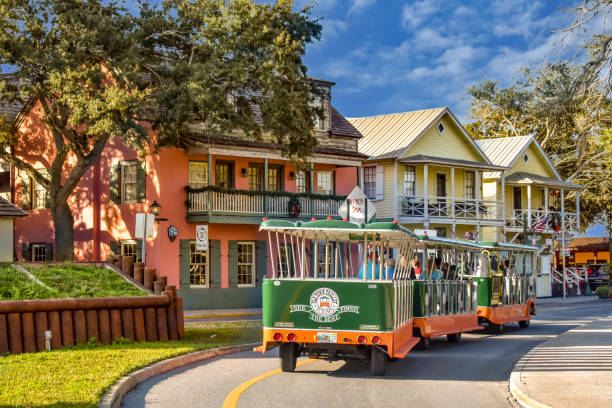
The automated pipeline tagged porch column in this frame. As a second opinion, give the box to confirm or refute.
[264,158,269,215]
[207,152,213,218]
[423,164,429,222]
[501,172,506,242]
[309,166,315,217]
[527,184,532,229]
[356,166,361,188]
[544,187,549,211]
[393,160,398,221]
[475,169,480,221]
[450,167,455,221]
[561,189,566,298]
[576,190,580,231]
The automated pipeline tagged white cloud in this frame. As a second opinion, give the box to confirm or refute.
[349,0,376,14]
[402,0,437,29]
[322,18,348,39]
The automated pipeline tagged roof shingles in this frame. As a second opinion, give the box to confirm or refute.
[0,197,28,217]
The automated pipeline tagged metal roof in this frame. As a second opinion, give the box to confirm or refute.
[504,172,585,190]
[348,108,447,159]
[476,136,562,180]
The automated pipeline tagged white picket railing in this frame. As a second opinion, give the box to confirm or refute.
[508,209,578,232]
[398,196,503,222]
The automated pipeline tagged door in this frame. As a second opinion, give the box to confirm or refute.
[435,173,447,216]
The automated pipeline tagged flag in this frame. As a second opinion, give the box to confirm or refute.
[533,213,551,232]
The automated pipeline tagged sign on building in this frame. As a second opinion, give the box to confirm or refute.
[135,213,155,240]
[196,225,209,251]
[338,186,376,225]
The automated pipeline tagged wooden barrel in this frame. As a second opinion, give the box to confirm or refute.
[122,255,134,277]
[153,281,164,295]
[144,269,156,291]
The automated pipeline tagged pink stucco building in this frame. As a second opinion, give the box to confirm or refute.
[1,79,364,308]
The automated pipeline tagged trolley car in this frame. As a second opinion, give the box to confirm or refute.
[256,219,538,376]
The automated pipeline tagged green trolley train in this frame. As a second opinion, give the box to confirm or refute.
[255,219,538,376]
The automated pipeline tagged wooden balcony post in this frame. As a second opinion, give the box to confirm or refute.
[544,187,549,212]
[309,167,315,217]
[264,158,269,216]
[450,167,455,220]
[423,164,429,220]
[527,184,532,229]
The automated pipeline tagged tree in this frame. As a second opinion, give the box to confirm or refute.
[0,0,322,261]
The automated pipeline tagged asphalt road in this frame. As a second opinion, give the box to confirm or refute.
[123,302,612,408]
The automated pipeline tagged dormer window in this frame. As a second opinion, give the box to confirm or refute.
[437,122,445,134]
[309,94,325,130]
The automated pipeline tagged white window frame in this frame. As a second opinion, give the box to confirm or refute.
[121,162,139,204]
[363,166,376,200]
[403,165,416,197]
[189,161,208,189]
[190,241,209,288]
[32,168,49,210]
[237,241,256,287]
[317,170,333,195]
[437,122,445,135]
[296,170,308,193]
[31,244,46,262]
[464,170,475,200]
[120,239,139,262]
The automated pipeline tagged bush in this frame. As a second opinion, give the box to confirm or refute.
[595,285,609,299]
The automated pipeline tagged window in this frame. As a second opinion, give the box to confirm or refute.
[248,165,263,191]
[296,170,309,193]
[120,240,142,262]
[268,166,282,192]
[309,94,324,130]
[437,122,445,134]
[189,162,208,188]
[364,166,376,200]
[540,188,546,207]
[215,161,234,189]
[190,241,208,287]
[277,244,294,277]
[523,154,529,163]
[317,171,333,195]
[435,228,447,238]
[403,165,416,196]
[464,171,475,199]
[121,162,138,203]
[32,244,46,262]
[33,178,48,209]
[237,242,256,286]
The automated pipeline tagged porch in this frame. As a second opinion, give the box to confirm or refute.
[398,195,504,225]
[186,188,345,223]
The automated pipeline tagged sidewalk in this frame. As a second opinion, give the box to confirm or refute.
[184,308,262,322]
[510,315,612,408]
[536,295,600,307]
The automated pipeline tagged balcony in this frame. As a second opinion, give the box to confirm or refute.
[506,209,578,233]
[185,187,345,223]
[398,196,504,225]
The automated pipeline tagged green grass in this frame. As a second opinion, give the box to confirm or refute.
[26,263,146,298]
[0,265,61,300]
[0,320,262,408]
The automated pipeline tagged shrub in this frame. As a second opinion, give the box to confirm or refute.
[595,285,609,299]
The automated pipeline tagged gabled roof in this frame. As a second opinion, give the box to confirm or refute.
[568,237,609,251]
[348,107,491,163]
[330,106,362,138]
[0,197,28,217]
[476,136,562,180]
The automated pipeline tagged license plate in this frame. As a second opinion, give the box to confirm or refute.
[316,332,337,343]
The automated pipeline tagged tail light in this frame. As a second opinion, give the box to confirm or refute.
[273,332,282,341]
[287,333,296,342]
[372,336,381,344]
[357,335,367,344]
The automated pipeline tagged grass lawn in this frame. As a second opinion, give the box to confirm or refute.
[0,265,61,300]
[0,320,262,407]
[25,263,146,298]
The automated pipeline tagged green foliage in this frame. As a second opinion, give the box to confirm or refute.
[184,184,346,200]
[0,320,262,407]
[0,265,60,299]
[26,263,146,298]
[595,285,609,299]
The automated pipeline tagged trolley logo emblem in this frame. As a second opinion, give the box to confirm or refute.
[290,288,359,323]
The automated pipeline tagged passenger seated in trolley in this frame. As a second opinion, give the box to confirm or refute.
[430,258,444,280]
[412,258,423,279]
[358,253,381,279]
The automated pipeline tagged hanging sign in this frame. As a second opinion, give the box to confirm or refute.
[338,186,376,225]
[196,225,208,251]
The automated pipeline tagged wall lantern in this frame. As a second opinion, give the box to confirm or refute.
[289,171,296,180]
[150,200,168,222]
[241,168,248,177]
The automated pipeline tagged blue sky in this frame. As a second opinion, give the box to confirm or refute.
[298,0,580,120]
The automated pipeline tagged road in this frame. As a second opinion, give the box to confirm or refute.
[123,302,612,408]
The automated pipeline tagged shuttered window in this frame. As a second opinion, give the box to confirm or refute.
[110,160,146,204]
[32,244,46,262]
[190,241,208,287]
[189,162,208,188]
[121,162,138,203]
[364,166,376,200]
[237,242,256,287]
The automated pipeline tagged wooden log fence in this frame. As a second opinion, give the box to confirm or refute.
[0,287,183,355]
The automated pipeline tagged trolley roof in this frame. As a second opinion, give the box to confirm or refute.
[416,235,483,249]
[478,241,538,252]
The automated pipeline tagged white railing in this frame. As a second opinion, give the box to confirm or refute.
[398,196,503,222]
[187,189,344,218]
[552,267,587,292]
[508,209,578,232]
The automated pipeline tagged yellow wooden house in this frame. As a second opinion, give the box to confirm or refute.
[476,136,584,245]
[349,108,508,239]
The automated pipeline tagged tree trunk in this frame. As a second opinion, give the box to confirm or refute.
[52,200,75,262]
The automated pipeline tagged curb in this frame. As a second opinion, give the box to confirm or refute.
[98,342,260,408]
[185,313,262,319]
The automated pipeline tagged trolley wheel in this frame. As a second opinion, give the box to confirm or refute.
[447,333,462,343]
[490,323,504,334]
[519,320,530,328]
[370,347,387,376]
[416,336,431,350]
[279,343,299,372]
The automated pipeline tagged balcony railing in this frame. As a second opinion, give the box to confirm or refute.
[186,187,345,219]
[398,196,503,223]
[507,209,578,232]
